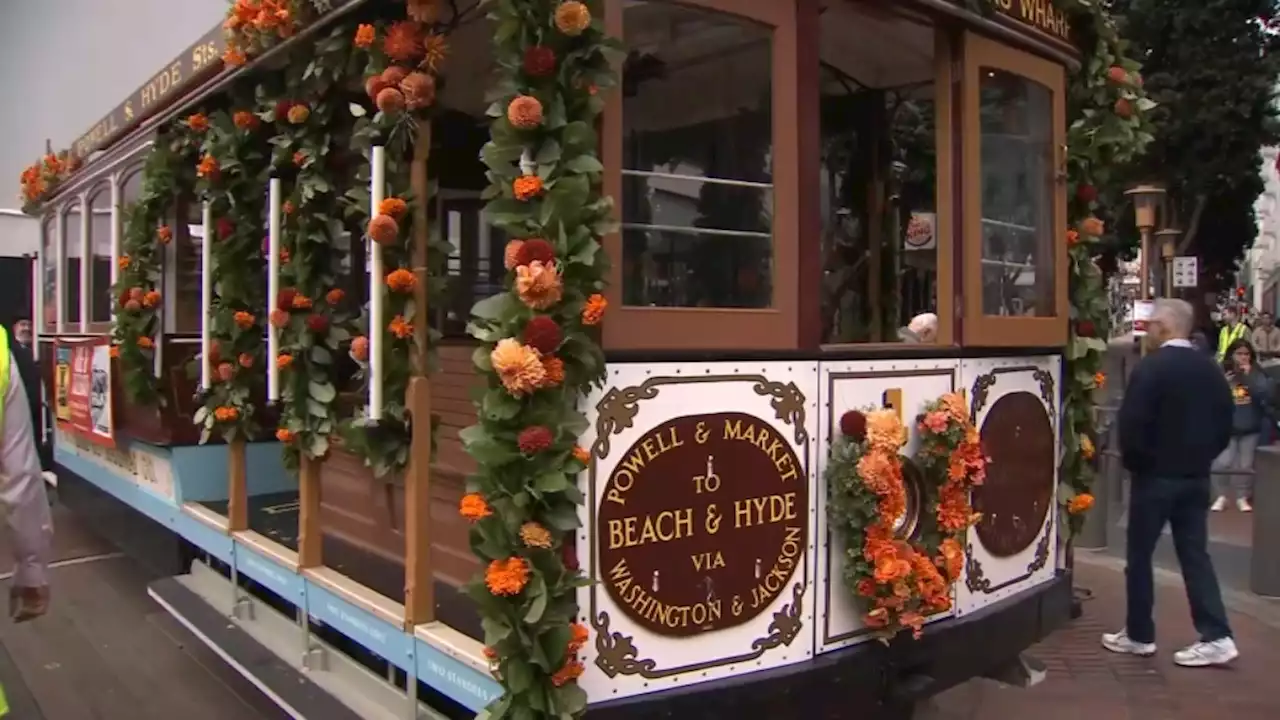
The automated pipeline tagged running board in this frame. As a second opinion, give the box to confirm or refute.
[149,561,450,720]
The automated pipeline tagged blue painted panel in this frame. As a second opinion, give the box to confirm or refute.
[178,510,234,564]
[235,542,304,602]
[244,442,294,496]
[56,448,176,527]
[415,638,502,711]
[170,442,292,503]
[305,581,415,671]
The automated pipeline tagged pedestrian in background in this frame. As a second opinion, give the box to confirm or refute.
[1216,307,1247,362]
[1105,298,1238,667]
[1250,311,1280,363]
[1211,338,1270,511]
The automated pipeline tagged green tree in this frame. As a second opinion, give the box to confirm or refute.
[1109,0,1280,286]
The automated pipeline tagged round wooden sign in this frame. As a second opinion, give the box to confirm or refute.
[597,412,808,637]
[973,391,1054,558]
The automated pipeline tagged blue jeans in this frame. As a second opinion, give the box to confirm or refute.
[1125,475,1233,644]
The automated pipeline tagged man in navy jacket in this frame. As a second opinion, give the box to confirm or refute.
[1104,298,1238,667]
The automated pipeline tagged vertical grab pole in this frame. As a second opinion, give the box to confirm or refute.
[109,174,122,324]
[267,177,281,402]
[368,146,386,420]
[78,191,90,333]
[200,201,213,391]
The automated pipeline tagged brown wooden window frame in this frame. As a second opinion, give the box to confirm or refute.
[959,32,1067,348]
[602,0,802,351]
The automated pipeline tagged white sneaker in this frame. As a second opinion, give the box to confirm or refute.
[1173,637,1238,667]
[1211,496,1227,512]
[1101,629,1156,657]
[1237,498,1253,513]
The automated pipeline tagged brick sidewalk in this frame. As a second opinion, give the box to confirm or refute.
[920,561,1280,719]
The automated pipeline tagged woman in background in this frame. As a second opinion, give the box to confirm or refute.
[1212,339,1271,512]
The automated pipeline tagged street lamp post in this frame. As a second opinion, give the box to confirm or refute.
[1126,184,1167,300]
[1155,227,1183,297]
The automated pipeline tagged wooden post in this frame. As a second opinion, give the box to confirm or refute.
[227,439,248,531]
[297,455,322,567]
[404,124,435,627]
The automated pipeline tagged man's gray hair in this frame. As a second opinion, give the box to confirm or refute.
[1153,298,1194,338]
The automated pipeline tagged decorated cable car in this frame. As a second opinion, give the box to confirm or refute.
[21,0,1133,718]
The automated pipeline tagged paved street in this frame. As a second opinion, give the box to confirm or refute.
[921,554,1280,719]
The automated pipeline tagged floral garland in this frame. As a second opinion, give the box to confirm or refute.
[110,127,201,406]
[191,106,272,442]
[458,1,614,717]
[1057,1,1154,534]
[221,0,315,67]
[338,3,452,478]
[263,24,361,467]
[825,393,984,639]
[18,150,80,215]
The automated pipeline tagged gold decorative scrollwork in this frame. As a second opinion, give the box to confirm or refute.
[750,583,806,652]
[592,611,658,679]
[964,542,992,594]
[753,380,809,445]
[1032,369,1056,410]
[964,523,1054,596]
[1027,530,1052,574]
[593,383,662,458]
[969,372,999,420]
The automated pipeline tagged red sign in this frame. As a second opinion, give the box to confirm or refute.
[55,338,114,447]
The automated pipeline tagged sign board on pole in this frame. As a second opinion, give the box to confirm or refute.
[1133,299,1155,337]
[54,338,114,447]
[1172,256,1198,288]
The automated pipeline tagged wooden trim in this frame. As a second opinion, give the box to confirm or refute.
[404,377,435,626]
[935,28,956,346]
[602,0,800,352]
[795,0,822,349]
[959,32,1067,348]
[297,455,322,568]
[235,529,300,570]
[227,439,248,531]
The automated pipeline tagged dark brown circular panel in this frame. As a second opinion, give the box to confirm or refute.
[974,391,1054,558]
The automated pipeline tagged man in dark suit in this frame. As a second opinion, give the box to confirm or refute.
[1105,298,1238,667]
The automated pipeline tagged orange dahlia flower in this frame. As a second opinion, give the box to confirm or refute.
[491,338,546,397]
[515,261,563,310]
[513,175,543,201]
[484,557,530,596]
[582,293,607,325]
[459,493,492,522]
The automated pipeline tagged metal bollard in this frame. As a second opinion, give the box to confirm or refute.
[1251,447,1280,597]
[1077,405,1120,549]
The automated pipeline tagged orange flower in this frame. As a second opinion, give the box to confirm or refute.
[109,346,120,359]
[1068,493,1095,515]
[384,20,423,63]
[378,197,407,218]
[387,268,417,294]
[234,311,255,329]
[156,225,173,244]
[137,336,154,349]
[519,522,552,548]
[293,151,307,167]
[865,607,890,628]
[283,200,295,215]
[484,557,530,596]
[197,154,220,179]
[276,428,294,443]
[354,23,376,48]
[1093,372,1106,389]
[550,657,584,687]
[291,294,313,310]
[938,537,964,580]
[142,290,161,308]
[276,353,293,370]
[1066,229,1080,247]
[214,406,241,422]
[368,214,399,245]
[287,104,310,124]
[504,240,524,271]
[421,33,449,72]
[401,72,436,110]
[568,622,589,653]
[459,493,492,522]
[223,45,248,67]
[491,338,546,397]
[186,113,210,133]
[540,356,565,388]
[118,255,131,269]
[582,293,607,326]
[865,409,907,453]
[325,288,344,306]
[238,352,254,368]
[1079,216,1105,237]
[507,95,544,129]
[389,315,414,340]
[270,309,289,328]
[351,335,369,362]
[233,110,259,130]
[482,646,498,661]
[515,261,563,310]
[513,174,543,201]
[1080,434,1095,461]
[376,87,406,115]
[554,1,592,36]
[572,445,590,465]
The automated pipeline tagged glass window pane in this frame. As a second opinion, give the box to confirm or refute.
[818,2,938,343]
[175,200,203,333]
[41,218,55,331]
[89,187,113,323]
[979,68,1055,317]
[622,0,773,309]
[65,206,82,326]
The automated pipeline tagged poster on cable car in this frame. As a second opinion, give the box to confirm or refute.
[55,338,114,446]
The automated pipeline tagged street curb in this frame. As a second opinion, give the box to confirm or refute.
[1074,549,1280,631]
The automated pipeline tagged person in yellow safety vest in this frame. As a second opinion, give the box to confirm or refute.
[1217,308,1249,362]
[0,324,54,716]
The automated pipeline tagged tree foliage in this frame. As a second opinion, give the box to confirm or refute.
[1109,0,1280,284]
